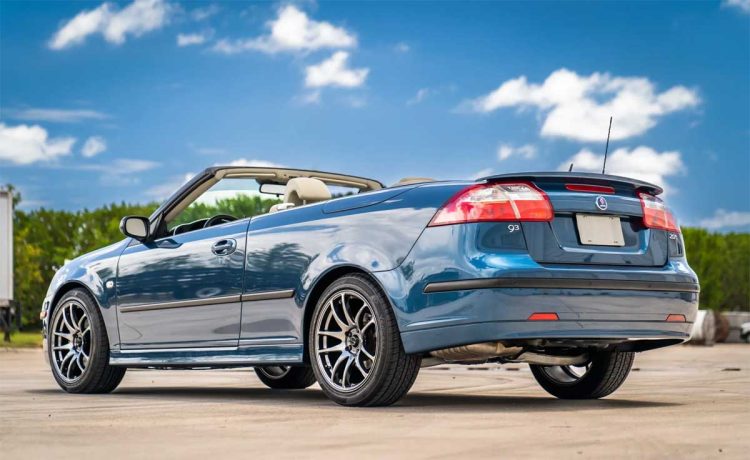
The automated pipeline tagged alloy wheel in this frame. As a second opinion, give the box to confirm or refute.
[314,290,378,392]
[51,300,91,382]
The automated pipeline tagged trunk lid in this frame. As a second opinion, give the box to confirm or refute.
[483,172,669,267]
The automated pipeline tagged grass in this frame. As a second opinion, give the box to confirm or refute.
[1,330,43,348]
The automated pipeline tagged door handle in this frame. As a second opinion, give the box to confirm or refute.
[211,239,237,256]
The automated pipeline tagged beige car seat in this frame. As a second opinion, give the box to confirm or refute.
[269,177,332,213]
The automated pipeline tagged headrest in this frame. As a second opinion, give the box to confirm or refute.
[284,177,331,206]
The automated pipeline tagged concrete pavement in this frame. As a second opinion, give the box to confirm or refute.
[1,345,748,459]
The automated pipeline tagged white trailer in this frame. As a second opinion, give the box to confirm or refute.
[0,189,15,341]
[0,190,13,303]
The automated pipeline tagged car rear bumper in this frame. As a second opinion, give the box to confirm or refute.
[392,280,699,354]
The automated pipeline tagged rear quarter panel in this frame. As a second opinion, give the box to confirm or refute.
[240,183,467,342]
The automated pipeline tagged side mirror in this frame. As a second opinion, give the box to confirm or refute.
[120,216,150,241]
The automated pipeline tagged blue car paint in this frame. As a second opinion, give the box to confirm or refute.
[116,219,250,348]
[239,182,465,346]
[373,223,697,354]
[42,173,699,368]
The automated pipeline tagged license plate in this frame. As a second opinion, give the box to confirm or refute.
[576,214,625,246]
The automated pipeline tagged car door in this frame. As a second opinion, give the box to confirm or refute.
[116,220,249,349]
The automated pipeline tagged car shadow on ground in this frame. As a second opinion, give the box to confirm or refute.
[27,386,680,412]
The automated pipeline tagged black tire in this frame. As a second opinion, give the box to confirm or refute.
[530,350,634,399]
[308,274,421,407]
[47,289,126,393]
[254,366,316,389]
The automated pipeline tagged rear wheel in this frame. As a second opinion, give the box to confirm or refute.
[254,366,316,389]
[48,289,126,393]
[530,350,634,399]
[308,274,421,406]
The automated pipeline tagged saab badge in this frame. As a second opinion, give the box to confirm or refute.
[595,195,608,211]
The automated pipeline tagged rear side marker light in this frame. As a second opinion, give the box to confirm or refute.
[565,184,615,194]
[429,182,553,226]
[639,192,680,233]
[528,312,559,321]
[666,314,686,322]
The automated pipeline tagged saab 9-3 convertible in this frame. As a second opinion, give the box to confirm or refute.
[41,166,699,406]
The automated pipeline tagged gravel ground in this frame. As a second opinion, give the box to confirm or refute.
[1,344,748,459]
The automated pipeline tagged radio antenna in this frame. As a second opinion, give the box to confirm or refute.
[602,116,612,174]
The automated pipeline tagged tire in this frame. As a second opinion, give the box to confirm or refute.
[308,274,421,407]
[47,288,126,393]
[254,366,316,389]
[530,350,634,399]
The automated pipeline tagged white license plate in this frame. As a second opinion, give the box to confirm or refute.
[576,214,625,246]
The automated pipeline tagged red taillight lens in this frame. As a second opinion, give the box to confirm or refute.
[528,312,559,321]
[565,184,615,194]
[429,182,553,226]
[639,192,679,233]
[666,314,686,322]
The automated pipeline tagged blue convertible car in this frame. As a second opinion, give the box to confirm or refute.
[41,166,699,406]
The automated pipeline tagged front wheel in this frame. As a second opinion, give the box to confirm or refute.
[308,274,421,406]
[47,289,126,393]
[530,350,634,399]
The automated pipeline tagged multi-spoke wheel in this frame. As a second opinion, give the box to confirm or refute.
[314,290,377,391]
[51,301,91,381]
[530,350,635,399]
[309,274,421,406]
[254,365,316,389]
[47,289,126,393]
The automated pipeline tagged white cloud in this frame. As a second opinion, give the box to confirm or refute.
[0,123,76,165]
[298,90,322,105]
[212,5,356,55]
[221,159,285,168]
[191,4,220,21]
[699,209,750,230]
[305,51,369,88]
[49,0,174,50]
[559,146,685,193]
[177,30,211,47]
[146,172,194,199]
[470,168,494,180]
[110,158,158,172]
[81,136,107,157]
[343,95,367,108]
[497,143,537,161]
[407,88,430,106]
[5,107,109,123]
[468,68,700,142]
[194,146,227,155]
[394,42,410,53]
[81,158,159,173]
[723,0,750,13]
[82,158,159,186]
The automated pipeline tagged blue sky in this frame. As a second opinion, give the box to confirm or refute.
[0,0,748,230]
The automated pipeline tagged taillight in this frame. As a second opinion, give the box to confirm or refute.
[639,192,679,233]
[429,182,553,226]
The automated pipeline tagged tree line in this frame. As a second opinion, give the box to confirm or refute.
[5,188,749,329]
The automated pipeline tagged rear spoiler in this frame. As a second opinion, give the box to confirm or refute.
[479,172,663,196]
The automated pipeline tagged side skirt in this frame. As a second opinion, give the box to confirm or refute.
[109,343,303,368]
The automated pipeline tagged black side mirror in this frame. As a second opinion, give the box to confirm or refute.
[120,216,150,241]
